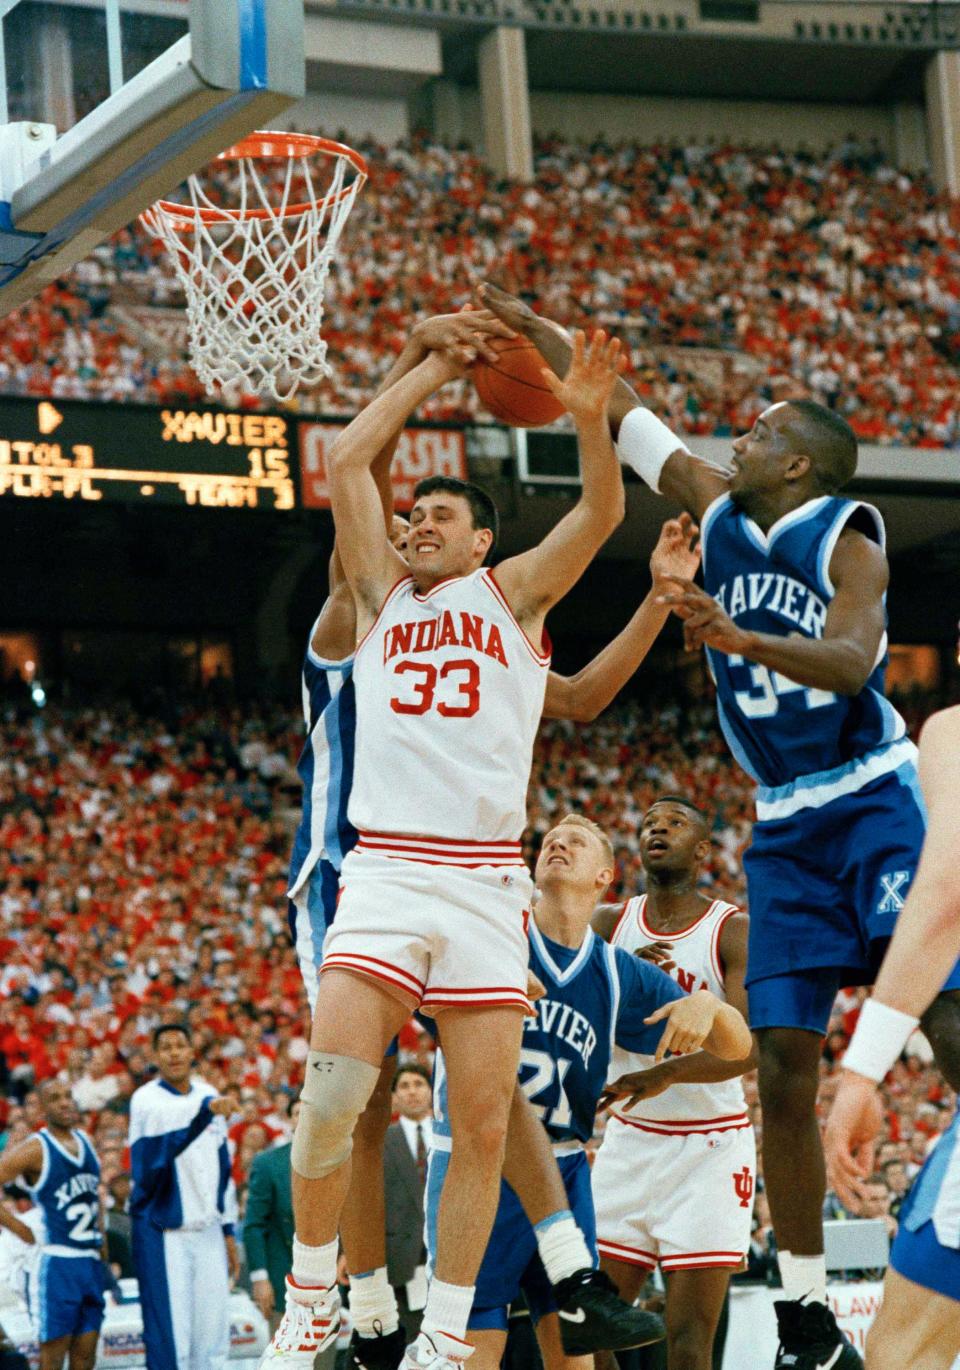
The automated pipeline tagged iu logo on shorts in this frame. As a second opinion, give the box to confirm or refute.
[733,1166,754,1209]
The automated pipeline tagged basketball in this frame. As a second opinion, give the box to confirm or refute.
[472,336,566,428]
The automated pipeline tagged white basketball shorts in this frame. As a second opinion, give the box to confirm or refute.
[592,1113,756,1273]
[320,833,533,1014]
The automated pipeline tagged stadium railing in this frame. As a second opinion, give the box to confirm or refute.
[330,0,960,47]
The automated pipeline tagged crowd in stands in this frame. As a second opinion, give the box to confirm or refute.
[0,688,953,1294]
[2,134,960,446]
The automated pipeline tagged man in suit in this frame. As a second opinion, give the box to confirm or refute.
[380,1065,432,1346]
[245,1102,299,1333]
[245,1100,334,1367]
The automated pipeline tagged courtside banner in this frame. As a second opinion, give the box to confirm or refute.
[298,421,467,510]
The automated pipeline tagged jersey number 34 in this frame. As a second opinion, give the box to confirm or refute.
[729,654,836,719]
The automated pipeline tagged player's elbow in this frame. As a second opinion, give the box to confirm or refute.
[835,671,871,697]
[606,486,627,530]
[327,432,363,475]
[561,681,604,724]
[832,652,873,696]
[567,700,603,724]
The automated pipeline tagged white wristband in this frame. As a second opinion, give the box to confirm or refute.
[841,998,920,1083]
[616,406,690,493]
[249,1269,269,1284]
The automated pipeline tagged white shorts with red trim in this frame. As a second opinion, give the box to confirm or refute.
[320,838,533,1013]
[593,1112,756,1273]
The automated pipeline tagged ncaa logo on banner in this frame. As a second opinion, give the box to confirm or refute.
[299,422,466,510]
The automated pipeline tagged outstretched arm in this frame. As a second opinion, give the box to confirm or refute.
[869,709,960,1014]
[130,1094,233,1203]
[543,514,699,722]
[327,350,463,629]
[315,310,514,658]
[478,283,729,519]
[826,706,960,1206]
[660,526,887,696]
[493,329,626,640]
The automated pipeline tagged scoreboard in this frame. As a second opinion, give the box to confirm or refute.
[0,399,296,510]
[0,398,477,513]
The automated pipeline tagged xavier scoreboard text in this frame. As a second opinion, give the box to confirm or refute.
[0,399,467,512]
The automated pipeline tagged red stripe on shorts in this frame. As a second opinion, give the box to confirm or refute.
[596,1239,659,1269]
[320,954,424,1000]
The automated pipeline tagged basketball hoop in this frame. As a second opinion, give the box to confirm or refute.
[141,132,368,402]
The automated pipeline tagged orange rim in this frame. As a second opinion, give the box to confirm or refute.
[150,132,368,227]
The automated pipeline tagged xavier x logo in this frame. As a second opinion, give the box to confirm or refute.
[878,870,910,914]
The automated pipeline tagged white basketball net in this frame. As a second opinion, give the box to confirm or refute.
[142,143,365,403]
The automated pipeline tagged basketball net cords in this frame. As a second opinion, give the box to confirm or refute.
[147,151,359,402]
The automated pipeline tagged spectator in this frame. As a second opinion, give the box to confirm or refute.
[379,1064,433,1345]
[0,685,953,1332]
[1,137,960,446]
[105,1172,134,1278]
[243,1101,299,1333]
[881,1158,910,1221]
[72,1044,121,1113]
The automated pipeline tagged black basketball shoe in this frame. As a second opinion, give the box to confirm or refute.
[773,1298,864,1369]
[348,1325,406,1369]
[553,1268,666,1356]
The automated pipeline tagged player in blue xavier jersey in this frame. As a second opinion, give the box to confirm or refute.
[0,1078,108,1370]
[282,311,700,1370]
[426,813,752,1369]
[478,281,960,1370]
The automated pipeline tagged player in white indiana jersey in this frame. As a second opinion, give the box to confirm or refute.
[279,311,701,1370]
[590,797,756,1370]
[263,325,629,1370]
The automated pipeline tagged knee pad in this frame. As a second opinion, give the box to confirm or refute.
[291,1052,381,1180]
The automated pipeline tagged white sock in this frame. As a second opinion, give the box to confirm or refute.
[290,1236,339,1297]
[421,1278,476,1343]
[533,1210,593,1285]
[349,1267,400,1338]
[778,1251,827,1306]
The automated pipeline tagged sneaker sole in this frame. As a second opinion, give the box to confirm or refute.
[562,1324,666,1355]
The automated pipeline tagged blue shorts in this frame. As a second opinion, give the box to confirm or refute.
[745,765,960,1033]
[425,1148,597,1332]
[889,1110,960,1302]
[26,1254,105,1343]
[289,855,397,1055]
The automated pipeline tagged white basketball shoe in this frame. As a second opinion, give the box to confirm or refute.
[257,1276,341,1367]
[401,1330,474,1368]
